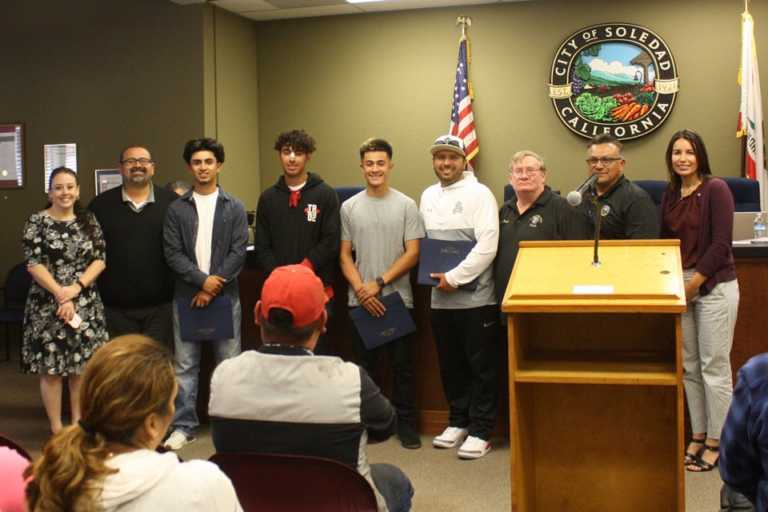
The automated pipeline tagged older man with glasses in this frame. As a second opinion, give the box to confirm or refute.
[420,134,499,459]
[580,133,658,239]
[494,150,590,307]
[88,146,179,346]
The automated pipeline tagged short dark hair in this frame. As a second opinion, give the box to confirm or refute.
[359,138,393,160]
[182,138,225,164]
[273,129,316,154]
[665,129,713,191]
[119,145,150,163]
[257,307,323,345]
[588,133,623,153]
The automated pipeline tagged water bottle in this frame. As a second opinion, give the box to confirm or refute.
[753,212,766,239]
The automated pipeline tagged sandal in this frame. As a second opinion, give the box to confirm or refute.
[683,438,705,465]
[686,444,719,472]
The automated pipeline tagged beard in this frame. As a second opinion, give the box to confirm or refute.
[126,168,150,185]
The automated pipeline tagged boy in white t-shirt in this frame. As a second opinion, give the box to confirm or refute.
[162,138,249,450]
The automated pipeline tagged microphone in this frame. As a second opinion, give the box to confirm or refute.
[566,174,599,206]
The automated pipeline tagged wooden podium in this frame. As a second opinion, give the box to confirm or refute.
[501,240,686,511]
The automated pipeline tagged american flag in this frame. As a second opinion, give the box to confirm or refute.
[449,34,479,168]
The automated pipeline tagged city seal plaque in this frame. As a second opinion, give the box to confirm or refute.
[549,23,679,140]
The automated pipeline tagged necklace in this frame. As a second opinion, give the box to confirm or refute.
[680,180,701,198]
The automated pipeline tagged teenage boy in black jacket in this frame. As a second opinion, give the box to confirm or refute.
[254,129,340,353]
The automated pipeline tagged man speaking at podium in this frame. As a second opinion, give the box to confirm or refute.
[578,133,658,239]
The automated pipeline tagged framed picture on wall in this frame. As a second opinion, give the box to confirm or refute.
[94,169,122,195]
[43,143,77,193]
[0,123,25,189]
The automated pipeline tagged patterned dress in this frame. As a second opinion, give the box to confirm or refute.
[21,211,109,375]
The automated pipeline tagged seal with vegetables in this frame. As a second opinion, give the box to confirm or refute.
[549,23,679,140]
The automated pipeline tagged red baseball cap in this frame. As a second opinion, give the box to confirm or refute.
[258,265,328,327]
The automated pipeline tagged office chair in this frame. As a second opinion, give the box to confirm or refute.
[0,263,32,361]
[0,434,32,461]
[336,186,365,205]
[634,180,667,207]
[209,452,378,512]
[722,176,761,212]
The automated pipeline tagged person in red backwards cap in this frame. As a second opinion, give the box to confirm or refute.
[208,264,414,512]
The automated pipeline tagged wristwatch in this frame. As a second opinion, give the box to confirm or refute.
[375,276,386,289]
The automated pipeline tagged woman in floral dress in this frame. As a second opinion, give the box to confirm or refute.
[21,167,109,434]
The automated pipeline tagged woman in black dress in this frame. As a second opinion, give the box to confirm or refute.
[21,167,109,433]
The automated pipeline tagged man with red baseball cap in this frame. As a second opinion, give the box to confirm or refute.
[208,264,414,512]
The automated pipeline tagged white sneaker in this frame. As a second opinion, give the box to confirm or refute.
[163,430,195,451]
[432,426,469,448]
[458,435,491,459]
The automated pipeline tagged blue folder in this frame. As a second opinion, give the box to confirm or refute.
[176,295,234,341]
[350,292,416,350]
[417,238,478,290]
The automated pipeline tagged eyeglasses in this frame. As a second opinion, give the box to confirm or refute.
[121,158,153,166]
[510,167,542,177]
[586,157,622,167]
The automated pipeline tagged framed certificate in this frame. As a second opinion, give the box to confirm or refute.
[43,143,77,192]
[94,169,122,195]
[0,123,25,189]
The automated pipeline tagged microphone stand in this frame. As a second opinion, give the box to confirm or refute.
[592,195,602,267]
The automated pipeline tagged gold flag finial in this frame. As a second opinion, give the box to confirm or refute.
[456,16,471,38]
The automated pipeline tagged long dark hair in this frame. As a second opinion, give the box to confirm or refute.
[25,335,176,511]
[46,167,97,243]
[664,129,713,192]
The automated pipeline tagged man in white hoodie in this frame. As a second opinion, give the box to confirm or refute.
[420,135,500,460]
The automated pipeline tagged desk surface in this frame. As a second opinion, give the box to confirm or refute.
[733,241,768,259]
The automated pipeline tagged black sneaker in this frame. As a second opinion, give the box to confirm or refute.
[398,422,422,449]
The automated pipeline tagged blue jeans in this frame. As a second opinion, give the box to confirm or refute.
[171,294,241,436]
[371,463,413,512]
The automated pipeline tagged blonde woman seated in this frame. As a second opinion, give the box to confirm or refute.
[25,335,242,511]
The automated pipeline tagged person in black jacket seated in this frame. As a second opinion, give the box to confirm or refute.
[253,129,341,354]
[209,264,413,512]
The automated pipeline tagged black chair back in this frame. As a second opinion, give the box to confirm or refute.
[4,263,32,309]
[0,434,32,461]
[722,176,761,212]
[0,263,32,360]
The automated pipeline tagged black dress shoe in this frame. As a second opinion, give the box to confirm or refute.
[398,423,422,449]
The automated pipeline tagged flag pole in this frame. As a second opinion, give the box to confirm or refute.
[457,17,473,96]
[456,16,471,38]
[449,16,479,171]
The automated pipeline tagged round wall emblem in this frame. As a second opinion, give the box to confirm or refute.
[548,23,678,140]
